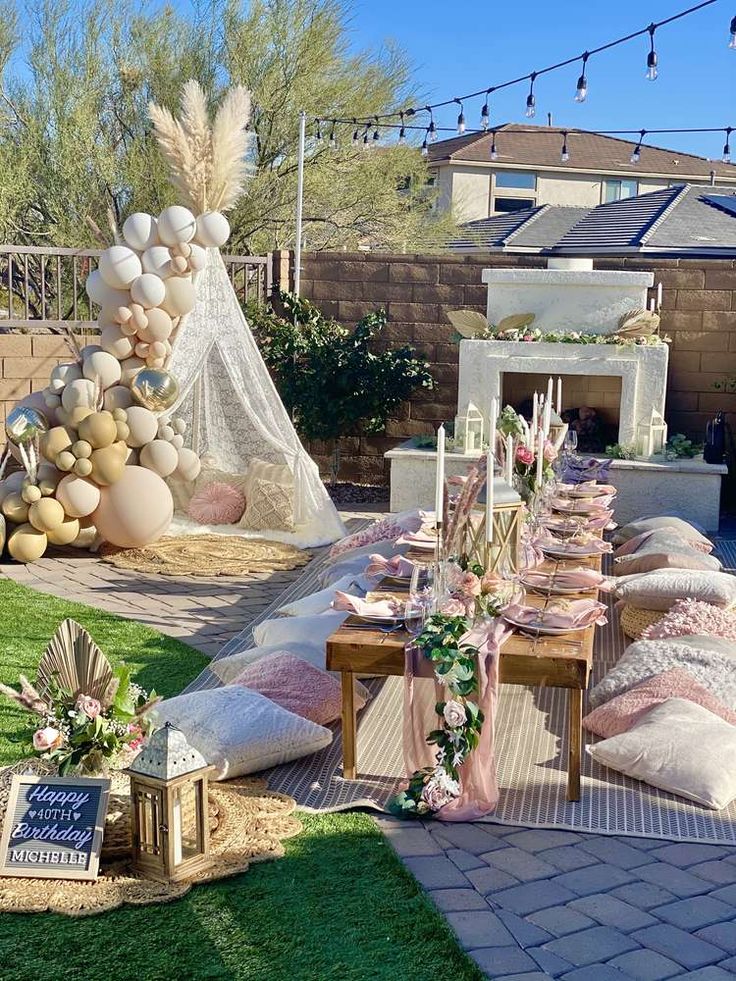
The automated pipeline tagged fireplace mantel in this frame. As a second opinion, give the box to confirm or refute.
[457,339,669,447]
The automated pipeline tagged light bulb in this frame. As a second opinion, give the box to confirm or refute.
[561,135,569,162]
[646,51,658,81]
[730,16,736,47]
[315,121,322,142]
[481,97,490,130]
[631,145,641,164]
[575,73,588,102]
[421,138,429,157]
[398,126,406,145]
[329,126,337,150]
[428,120,438,143]
[525,93,536,118]
[490,137,498,161]
[455,100,465,134]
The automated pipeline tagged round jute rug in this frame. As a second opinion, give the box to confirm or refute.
[0,761,301,916]
[99,535,311,577]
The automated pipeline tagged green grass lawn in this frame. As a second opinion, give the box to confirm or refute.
[0,579,482,981]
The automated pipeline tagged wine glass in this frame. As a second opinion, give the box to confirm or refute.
[409,561,434,602]
[562,429,578,479]
[404,598,429,636]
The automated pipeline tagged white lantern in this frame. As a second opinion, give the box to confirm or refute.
[454,402,485,454]
[636,409,668,459]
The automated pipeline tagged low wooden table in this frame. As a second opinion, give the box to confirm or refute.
[326,554,602,802]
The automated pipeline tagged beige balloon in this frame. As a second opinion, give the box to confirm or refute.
[157,205,196,246]
[78,411,117,450]
[56,474,101,518]
[22,484,42,504]
[130,273,166,309]
[92,466,173,548]
[85,268,130,309]
[41,426,74,464]
[195,211,230,248]
[141,245,174,279]
[98,246,142,290]
[122,212,159,252]
[120,357,146,386]
[89,444,126,485]
[8,523,47,563]
[28,497,65,533]
[140,439,179,478]
[100,325,136,360]
[83,350,122,389]
[49,362,82,394]
[137,307,173,343]
[70,525,98,549]
[61,378,97,414]
[174,447,201,482]
[125,405,159,447]
[47,516,81,546]
[161,276,196,318]
[103,385,134,411]
[2,492,29,524]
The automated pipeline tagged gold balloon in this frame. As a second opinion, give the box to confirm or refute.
[6,405,49,446]
[129,368,179,412]
[41,426,74,464]
[8,523,47,563]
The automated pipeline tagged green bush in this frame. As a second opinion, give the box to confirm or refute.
[249,292,434,483]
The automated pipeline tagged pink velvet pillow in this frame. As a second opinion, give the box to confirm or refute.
[583,667,736,738]
[642,598,736,641]
[188,481,246,525]
[232,652,367,726]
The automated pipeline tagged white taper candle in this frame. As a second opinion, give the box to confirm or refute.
[556,377,562,415]
[505,434,513,485]
[435,424,445,522]
[536,427,544,487]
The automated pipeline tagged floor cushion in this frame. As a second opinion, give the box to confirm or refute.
[328,509,423,560]
[612,531,721,576]
[613,570,736,611]
[233,652,367,726]
[153,686,332,779]
[642,598,736,642]
[612,516,712,550]
[588,637,736,709]
[253,611,348,649]
[277,574,365,616]
[583,666,736,738]
[588,698,736,809]
[239,459,295,532]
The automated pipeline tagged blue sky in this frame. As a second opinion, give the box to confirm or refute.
[349,0,735,159]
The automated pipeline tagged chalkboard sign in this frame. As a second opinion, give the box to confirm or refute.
[0,775,110,881]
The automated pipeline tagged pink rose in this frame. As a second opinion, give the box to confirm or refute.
[420,778,455,812]
[439,597,467,617]
[515,446,534,466]
[33,726,63,752]
[480,572,503,595]
[127,722,145,751]
[443,700,467,728]
[543,441,557,462]
[457,571,481,598]
[76,694,101,719]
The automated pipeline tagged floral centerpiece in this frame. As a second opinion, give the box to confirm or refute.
[1,664,158,775]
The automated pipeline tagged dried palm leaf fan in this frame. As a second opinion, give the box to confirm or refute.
[36,619,114,704]
[446,309,491,338]
[615,308,660,339]
[148,80,252,214]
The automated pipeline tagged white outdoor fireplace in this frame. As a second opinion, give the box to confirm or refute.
[386,258,725,530]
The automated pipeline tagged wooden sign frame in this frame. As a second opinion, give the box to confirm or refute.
[0,774,110,881]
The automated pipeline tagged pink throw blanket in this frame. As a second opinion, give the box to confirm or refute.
[402,619,512,821]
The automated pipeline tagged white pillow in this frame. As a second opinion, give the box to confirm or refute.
[253,611,348,649]
[666,634,736,658]
[614,570,736,611]
[589,638,736,709]
[152,686,332,779]
[277,575,363,616]
[588,698,736,809]
[613,516,711,548]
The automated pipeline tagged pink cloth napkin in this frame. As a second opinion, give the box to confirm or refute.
[540,533,613,555]
[552,495,614,513]
[522,567,613,592]
[364,554,416,579]
[560,482,616,498]
[395,528,437,548]
[332,591,402,618]
[504,598,608,629]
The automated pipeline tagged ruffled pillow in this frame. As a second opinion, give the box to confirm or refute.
[188,481,246,525]
[329,509,424,560]
[642,598,736,641]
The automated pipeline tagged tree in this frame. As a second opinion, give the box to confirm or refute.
[249,291,435,483]
[0,0,455,252]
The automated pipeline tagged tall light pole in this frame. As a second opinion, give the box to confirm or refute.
[294,110,306,295]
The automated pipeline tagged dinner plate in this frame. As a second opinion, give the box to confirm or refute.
[552,500,607,516]
[542,543,603,558]
[503,613,590,635]
[560,486,612,499]
[349,613,405,626]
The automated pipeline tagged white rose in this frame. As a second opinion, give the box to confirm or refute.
[443,700,467,729]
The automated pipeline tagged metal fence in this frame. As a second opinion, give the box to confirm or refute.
[0,245,273,329]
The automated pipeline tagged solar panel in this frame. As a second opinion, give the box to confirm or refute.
[703,194,736,217]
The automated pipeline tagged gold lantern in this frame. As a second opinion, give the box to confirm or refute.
[636,409,668,459]
[125,723,216,884]
[454,402,485,455]
[463,477,525,575]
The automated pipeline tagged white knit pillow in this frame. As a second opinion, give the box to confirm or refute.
[239,459,295,532]
[614,570,736,611]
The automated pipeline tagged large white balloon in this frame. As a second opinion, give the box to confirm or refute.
[187,242,207,272]
[130,273,166,309]
[98,246,142,290]
[157,205,196,247]
[174,446,201,482]
[61,378,97,413]
[141,245,174,279]
[82,350,122,389]
[103,384,134,411]
[137,307,173,343]
[85,269,130,310]
[161,277,196,318]
[120,356,146,385]
[140,439,179,477]
[125,405,159,447]
[49,362,82,394]
[122,212,159,252]
[195,211,230,248]
[93,466,173,548]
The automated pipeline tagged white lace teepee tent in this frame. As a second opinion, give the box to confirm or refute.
[148,80,344,547]
[167,248,345,547]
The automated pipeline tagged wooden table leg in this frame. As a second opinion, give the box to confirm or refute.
[341,671,357,780]
[567,687,583,802]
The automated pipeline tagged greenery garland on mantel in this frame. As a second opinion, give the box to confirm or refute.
[470,328,670,347]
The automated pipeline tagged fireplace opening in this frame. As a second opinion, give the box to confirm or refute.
[502,372,621,453]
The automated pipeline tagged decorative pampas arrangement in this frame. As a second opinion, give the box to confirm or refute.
[148,81,252,214]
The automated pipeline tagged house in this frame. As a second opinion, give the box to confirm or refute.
[449,183,736,258]
[428,124,736,222]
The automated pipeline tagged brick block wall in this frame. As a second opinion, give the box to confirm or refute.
[299,252,736,483]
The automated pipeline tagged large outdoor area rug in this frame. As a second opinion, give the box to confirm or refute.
[0,761,301,916]
[187,529,736,845]
[99,535,310,577]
